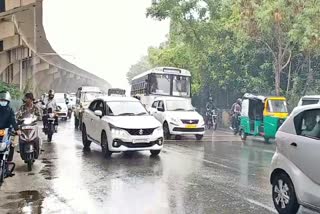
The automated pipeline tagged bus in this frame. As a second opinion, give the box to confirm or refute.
[130,67,191,108]
[108,88,126,96]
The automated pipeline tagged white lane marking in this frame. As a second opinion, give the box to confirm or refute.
[245,198,277,213]
[164,147,238,171]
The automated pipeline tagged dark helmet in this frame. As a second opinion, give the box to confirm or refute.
[48,89,55,95]
[0,91,11,102]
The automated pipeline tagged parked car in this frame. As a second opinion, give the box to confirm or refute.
[81,96,163,157]
[297,95,320,106]
[270,104,320,214]
[149,97,205,140]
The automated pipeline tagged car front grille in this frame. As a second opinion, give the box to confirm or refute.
[181,119,199,124]
[124,128,155,136]
[173,127,205,132]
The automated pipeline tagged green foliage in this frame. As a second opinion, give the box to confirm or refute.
[128,0,320,108]
[0,81,22,100]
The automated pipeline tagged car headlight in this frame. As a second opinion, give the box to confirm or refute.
[110,124,128,137]
[199,117,205,126]
[153,126,163,136]
[169,117,180,125]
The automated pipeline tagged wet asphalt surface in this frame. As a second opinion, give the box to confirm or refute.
[0,119,317,214]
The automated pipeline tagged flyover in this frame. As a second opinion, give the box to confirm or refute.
[0,0,110,95]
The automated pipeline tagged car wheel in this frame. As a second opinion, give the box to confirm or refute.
[196,135,203,140]
[82,125,91,149]
[150,150,161,156]
[101,132,112,158]
[272,172,300,214]
[163,122,171,140]
[175,135,182,140]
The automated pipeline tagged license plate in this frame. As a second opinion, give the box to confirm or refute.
[133,139,148,144]
[185,124,196,128]
[22,126,33,130]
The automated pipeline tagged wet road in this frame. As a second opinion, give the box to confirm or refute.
[0,120,316,214]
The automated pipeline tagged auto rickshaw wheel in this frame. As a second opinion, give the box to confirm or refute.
[264,137,271,144]
[240,130,247,141]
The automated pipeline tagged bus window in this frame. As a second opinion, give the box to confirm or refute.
[149,74,170,95]
[172,76,191,97]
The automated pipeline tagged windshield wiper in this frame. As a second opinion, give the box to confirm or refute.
[136,112,147,116]
[117,113,135,116]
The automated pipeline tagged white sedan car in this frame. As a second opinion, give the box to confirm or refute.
[81,96,163,157]
[149,97,205,140]
[270,104,320,214]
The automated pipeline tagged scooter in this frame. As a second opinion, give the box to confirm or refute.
[0,128,15,186]
[206,109,218,130]
[18,114,41,171]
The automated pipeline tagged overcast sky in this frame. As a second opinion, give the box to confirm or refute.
[43,0,169,90]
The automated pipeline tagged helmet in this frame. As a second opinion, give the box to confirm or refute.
[209,97,213,101]
[0,91,11,102]
[237,98,242,104]
[48,89,55,95]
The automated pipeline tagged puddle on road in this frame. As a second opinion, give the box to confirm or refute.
[2,190,44,213]
[40,159,58,180]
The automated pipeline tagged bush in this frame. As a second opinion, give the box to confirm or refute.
[0,81,22,100]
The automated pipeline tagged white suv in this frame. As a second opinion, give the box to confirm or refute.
[149,97,205,140]
[81,96,163,157]
[270,104,320,214]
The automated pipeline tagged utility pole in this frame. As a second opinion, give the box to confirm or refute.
[32,4,36,93]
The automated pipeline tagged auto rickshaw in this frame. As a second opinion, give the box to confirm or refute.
[239,93,288,143]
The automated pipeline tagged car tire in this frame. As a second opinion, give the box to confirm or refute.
[196,135,203,140]
[101,132,112,158]
[163,122,171,140]
[272,172,300,214]
[82,125,91,149]
[175,135,182,140]
[150,150,161,156]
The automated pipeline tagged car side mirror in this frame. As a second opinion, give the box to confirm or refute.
[94,110,103,117]
[157,107,164,112]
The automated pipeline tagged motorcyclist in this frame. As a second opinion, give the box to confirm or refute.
[0,91,20,175]
[16,92,41,158]
[230,98,242,130]
[205,97,216,126]
[42,90,59,132]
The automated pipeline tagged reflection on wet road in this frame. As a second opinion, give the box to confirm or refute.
[0,120,316,213]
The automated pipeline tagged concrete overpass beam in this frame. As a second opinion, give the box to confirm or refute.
[3,35,20,51]
[0,22,15,40]
[5,0,21,11]
[35,62,49,74]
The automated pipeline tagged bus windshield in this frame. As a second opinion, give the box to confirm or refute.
[82,92,102,102]
[149,74,191,97]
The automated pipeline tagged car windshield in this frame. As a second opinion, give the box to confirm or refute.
[166,100,194,111]
[82,93,102,102]
[268,100,288,113]
[107,101,148,116]
[55,97,66,104]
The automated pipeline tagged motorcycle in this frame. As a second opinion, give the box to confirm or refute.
[18,113,41,171]
[206,109,218,130]
[43,108,56,142]
[0,128,15,186]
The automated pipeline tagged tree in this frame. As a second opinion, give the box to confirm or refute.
[126,56,151,83]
